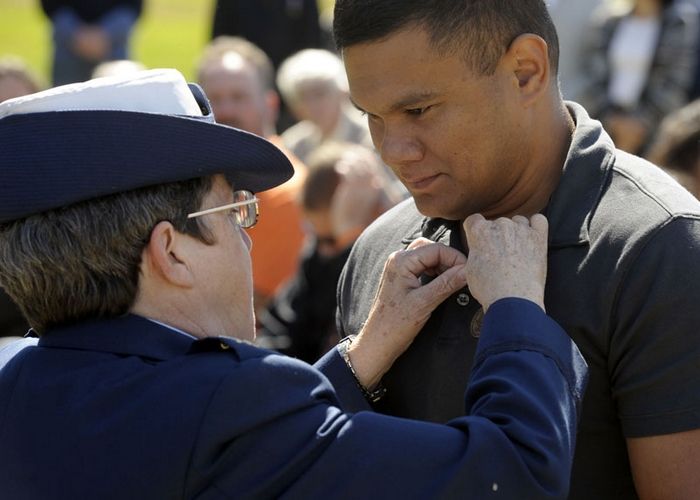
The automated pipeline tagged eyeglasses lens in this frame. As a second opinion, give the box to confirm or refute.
[233,190,258,228]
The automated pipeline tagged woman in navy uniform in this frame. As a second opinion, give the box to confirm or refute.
[0,69,586,499]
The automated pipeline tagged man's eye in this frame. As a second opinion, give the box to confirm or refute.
[406,106,429,116]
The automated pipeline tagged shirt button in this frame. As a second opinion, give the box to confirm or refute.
[219,341,230,350]
[456,293,470,306]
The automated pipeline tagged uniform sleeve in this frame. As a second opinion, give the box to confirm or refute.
[609,217,700,437]
[313,344,372,413]
[187,299,587,500]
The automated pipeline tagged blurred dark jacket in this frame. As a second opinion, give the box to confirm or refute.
[211,0,321,68]
[258,242,351,363]
[40,0,143,22]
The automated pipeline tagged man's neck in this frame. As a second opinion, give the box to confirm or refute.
[460,102,575,245]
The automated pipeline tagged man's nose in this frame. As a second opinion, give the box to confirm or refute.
[376,127,424,167]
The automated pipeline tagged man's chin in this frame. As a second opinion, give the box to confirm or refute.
[413,199,466,222]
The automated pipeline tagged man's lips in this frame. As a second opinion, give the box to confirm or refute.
[403,173,441,190]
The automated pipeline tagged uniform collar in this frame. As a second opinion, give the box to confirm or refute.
[400,102,616,249]
[38,314,196,361]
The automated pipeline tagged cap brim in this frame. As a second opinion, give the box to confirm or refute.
[0,110,293,223]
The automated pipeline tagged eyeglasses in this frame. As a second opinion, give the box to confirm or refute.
[187,190,259,228]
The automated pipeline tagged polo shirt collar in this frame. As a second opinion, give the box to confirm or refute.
[543,101,616,247]
[401,216,457,246]
[38,314,196,361]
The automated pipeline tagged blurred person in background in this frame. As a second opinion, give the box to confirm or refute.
[547,0,604,99]
[0,56,43,103]
[277,48,373,164]
[40,0,143,85]
[576,0,699,155]
[197,36,307,317]
[647,97,700,196]
[210,0,323,131]
[258,142,402,362]
[211,0,322,69]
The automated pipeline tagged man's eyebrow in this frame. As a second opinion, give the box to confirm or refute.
[350,91,438,115]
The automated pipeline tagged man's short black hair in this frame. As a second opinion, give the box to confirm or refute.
[333,0,559,76]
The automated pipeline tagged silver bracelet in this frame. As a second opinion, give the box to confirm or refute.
[337,336,387,403]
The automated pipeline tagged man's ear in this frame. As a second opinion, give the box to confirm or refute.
[503,34,551,107]
[143,221,196,288]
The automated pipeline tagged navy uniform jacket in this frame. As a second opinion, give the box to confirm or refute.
[0,299,586,499]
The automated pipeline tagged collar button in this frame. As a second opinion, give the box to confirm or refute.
[456,293,470,306]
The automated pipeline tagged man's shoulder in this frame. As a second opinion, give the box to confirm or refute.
[583,150,700,279]
[602,151,700,231]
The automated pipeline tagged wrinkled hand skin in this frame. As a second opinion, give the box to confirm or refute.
[463,213,548,313]
[372,238,468,333]
[349,239,468,389]
[349,214,549,388]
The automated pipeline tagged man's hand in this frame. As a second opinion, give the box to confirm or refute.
[348,239,468,389]
[463,213,548,312]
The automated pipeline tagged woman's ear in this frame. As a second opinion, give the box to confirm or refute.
[143,221,196,288]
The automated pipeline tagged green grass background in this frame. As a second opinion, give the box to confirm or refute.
[0,0,335,85]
